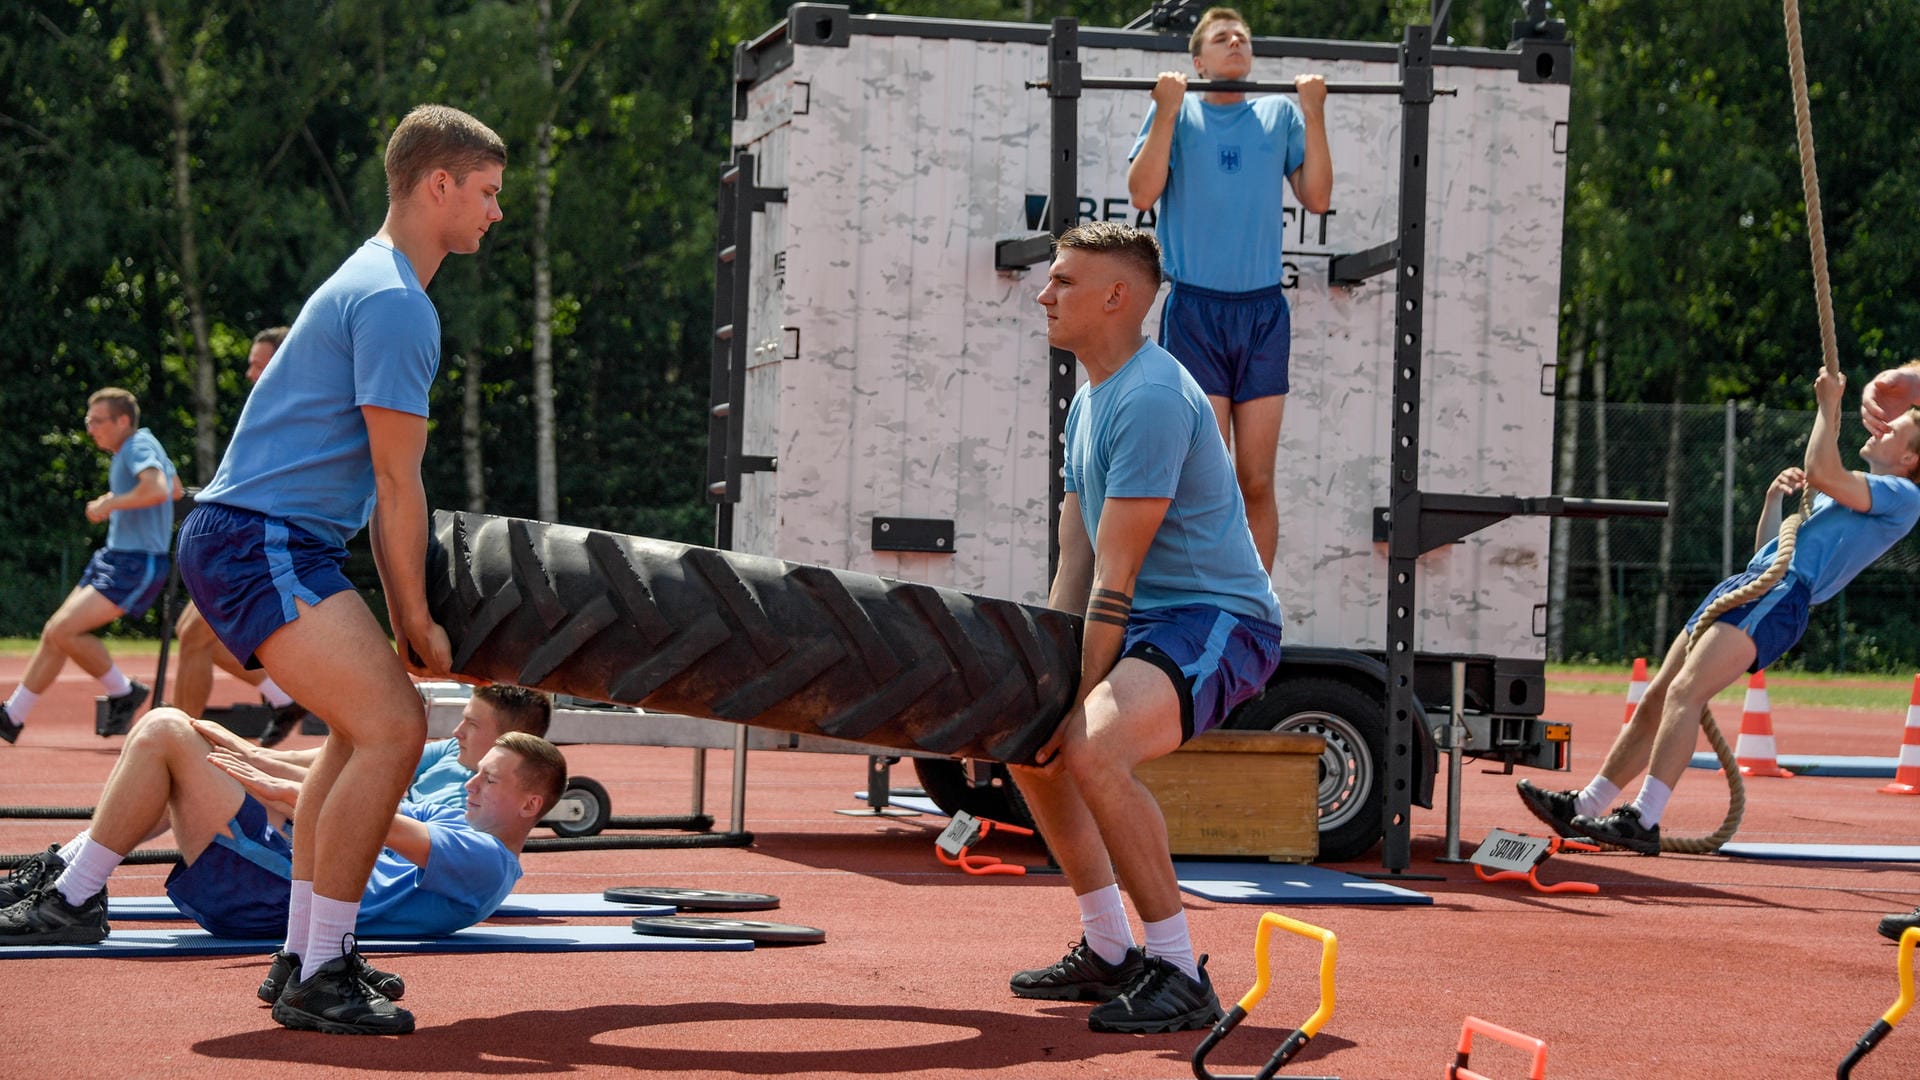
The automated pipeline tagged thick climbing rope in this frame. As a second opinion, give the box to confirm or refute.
[1657,0,1839,854]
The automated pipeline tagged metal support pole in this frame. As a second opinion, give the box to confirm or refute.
[1722,400,1736,578]
[690,747,707,817]
[1045,16,1082,580]
[729,723,749,834]
[1382,24,1436,874]
[1440,660,1468,863]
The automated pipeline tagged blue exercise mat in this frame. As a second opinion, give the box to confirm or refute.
[1175,861,1431,905]
[108,893,674,921]
[1719,843,1920,863]
[0,923,753,960]
[1687,752,1897,777]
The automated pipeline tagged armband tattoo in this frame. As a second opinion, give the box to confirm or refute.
[1087,587,1133,629]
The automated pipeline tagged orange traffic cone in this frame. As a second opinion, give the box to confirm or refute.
[1734,670,1793,778]
[1622,657,1649,726]
[1878,674,1920,796]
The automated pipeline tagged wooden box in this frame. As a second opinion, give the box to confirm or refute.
[1136,729,1324,862]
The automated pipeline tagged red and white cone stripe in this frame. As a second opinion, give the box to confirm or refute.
[1623,657,1649,726]
[1734,670,1792,778]
[1879,674,1920,796]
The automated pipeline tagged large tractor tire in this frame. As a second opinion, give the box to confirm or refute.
[425,511,1081,764]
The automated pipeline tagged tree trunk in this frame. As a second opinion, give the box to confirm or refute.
[462,352,486,512]
[1654,400,1686,647]
[1593,356,1613,632]
[146,10,217,484]
[1546,334,1587,660]
[533,0,559,522]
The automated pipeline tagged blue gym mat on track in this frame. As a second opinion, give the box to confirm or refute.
[108,893,674,921]
[1687,752,1897,777]
[1174,861,1431,905]
[1719,842,1920,862]
[0,923,754,960]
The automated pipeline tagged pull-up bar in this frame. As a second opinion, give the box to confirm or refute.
[1025,77,1443,96]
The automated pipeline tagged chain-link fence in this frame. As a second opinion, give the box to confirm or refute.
[1549,401,1920,672]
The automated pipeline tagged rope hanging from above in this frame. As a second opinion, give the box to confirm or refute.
[1657,0,1835,855]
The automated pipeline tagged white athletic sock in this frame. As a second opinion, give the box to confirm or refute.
[54,835,123,906]
[284,880,313,959]
[1144,910,1200,983]
[99,666,132,698]
[56,831,90,864]
[5,685,40,723]
[302,894,360,981]
[1574,776,1621,819]
[257,678,293,709]
[1629,776,1673,827]
[1076,883,1135,965]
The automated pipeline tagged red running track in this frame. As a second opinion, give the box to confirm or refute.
[0,656,1917,1078]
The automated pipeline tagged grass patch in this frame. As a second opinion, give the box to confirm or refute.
[1548,661,1912,713]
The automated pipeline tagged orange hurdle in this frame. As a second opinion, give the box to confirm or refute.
[1448,1016,1548,1080]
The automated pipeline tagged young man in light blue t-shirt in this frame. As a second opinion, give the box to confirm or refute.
[1519,369,1920,854]
[1126,6,1333,572]
[1007,224,1283,1035]
[1,388,181,745]
[169,103,506,1035]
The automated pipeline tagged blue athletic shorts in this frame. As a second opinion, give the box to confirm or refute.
[1159,281,1292,402]
[1685,570,1813,672]
[1122,603,1283,742]
[164,794,293,939]
[176,502,355,670]
[77,548,168,619]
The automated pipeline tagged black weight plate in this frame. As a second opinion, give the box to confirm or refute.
[630,916,825,945]
[602,887,780,912]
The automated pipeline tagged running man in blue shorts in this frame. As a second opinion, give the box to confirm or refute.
[1008,223,1284,1034]
[1518,368,1920,854]
[172,103,506,1034]
[1126,6,1333,571]
[1,388,181,745]
[191,685,553,811]
[0,709,565,1036]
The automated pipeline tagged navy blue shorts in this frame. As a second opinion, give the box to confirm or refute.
[1122,604,1283,742]
[164,794,293,939]
[1686,570,1812,672]
[1159,281,1292,402]
[78,549,168,619]
[176,502,355,670]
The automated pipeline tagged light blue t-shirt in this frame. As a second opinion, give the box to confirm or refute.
[197,238,441,548]
[357,802,521,937]
[1063,340,1282,625]
[408,739,470,809]
[106,428,177,554]
[1130,95,1307,292]
[1749,474,1920,604]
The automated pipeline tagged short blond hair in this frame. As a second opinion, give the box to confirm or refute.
[1056,222,1163,289]
[88,387,139,426]
[1190,7,1250,55]
[497,731,567,818]
[385,104,507,200]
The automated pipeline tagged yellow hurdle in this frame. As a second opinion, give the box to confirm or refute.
[1837,926,1917,1078]
[1191,912,1340,1080]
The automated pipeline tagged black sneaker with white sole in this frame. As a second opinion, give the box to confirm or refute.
[0,882,109,945]
[0,846,65,907]
[97,681,151,737]
[1570,805,1662,855]
[1010,938,1146,1002]
[0,702,20,744]
[1087,954,1224,1034]
[1515,779,1583,839]
[259,947,407,1004]
[257,702,309,749]
[270,940,414,1035]
[1878,906,1920,943]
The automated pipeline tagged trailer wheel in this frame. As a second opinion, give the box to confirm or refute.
[547,776,611,838]
[426,511,1080,764]
[1226,676,1385,862]
[911,759,1037,833]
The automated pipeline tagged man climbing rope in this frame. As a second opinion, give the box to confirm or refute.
[1518,369,1920,853]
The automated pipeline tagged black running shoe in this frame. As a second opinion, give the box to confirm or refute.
[1010,938,1146,1002]
[1087,954,1225,1034]
[1515,779,1583,838]
[97,681,151,737]
[271,942,414,1035]
[259,948,407,1004]
[0,702,20,744]
[0,882,108,945]
[0,846,65,907]
[257,702,309,749]
[1570,805,1662,855]
[1878,906,1920,943]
